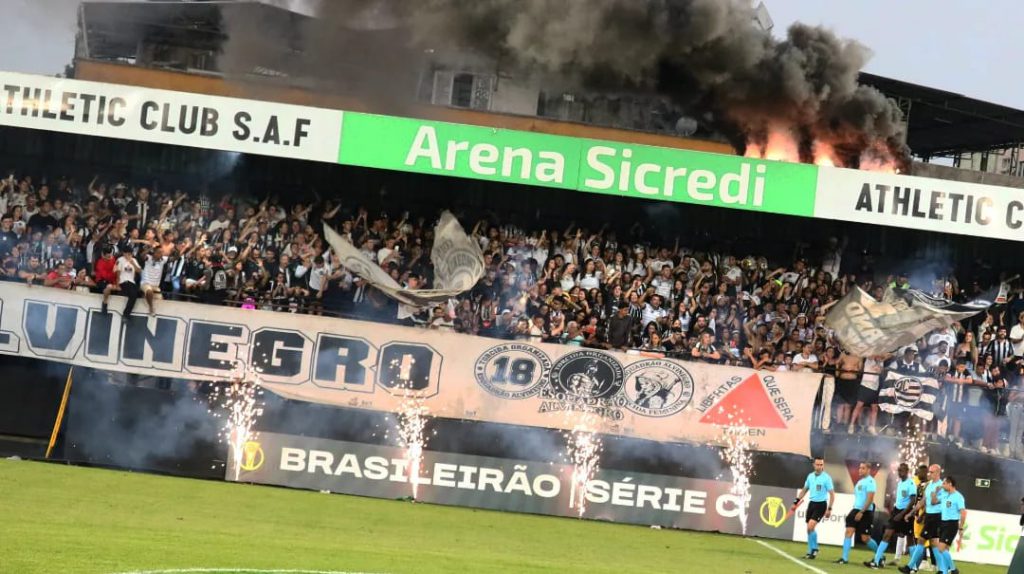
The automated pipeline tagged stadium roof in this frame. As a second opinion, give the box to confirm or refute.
[860,72,1024,158]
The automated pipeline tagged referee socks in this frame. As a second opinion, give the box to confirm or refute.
[907,545,925,569]
[873,540,889,565]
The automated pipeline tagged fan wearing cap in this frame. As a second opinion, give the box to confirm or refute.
[888,345,926,376]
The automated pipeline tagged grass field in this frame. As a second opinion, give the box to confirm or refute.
[0,459,1006,574]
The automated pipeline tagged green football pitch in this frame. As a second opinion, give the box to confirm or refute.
[0,459,1005,574]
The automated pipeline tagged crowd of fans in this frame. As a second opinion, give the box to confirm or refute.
[1,171,1023,457]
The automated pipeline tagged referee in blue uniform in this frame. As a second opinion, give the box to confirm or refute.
[900,464,944,573]
[935,477,965,574]
[838,461,878,564]
[865,462,917,568]
[796,456,835,559]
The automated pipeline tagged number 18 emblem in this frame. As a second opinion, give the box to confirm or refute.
[474,343,552,399]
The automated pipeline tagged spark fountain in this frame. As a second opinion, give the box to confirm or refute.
[717,410,754,535]
[207,365,266,481]
[385,356,433,500]
[561,373,605,518]
[564,407,603,518]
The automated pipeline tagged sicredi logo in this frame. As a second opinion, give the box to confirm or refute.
[968,525,1020,553]
[583,146,767,205]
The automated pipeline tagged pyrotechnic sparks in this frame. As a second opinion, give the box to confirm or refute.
[385,356,433,500]
[899,421,927,470]
[564,408,603,518]
[207,365,265,481]
[717,409,754,535]
[560,374,605,518]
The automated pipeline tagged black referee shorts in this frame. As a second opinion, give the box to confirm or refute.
[938,520,960,546]
[845,509,874,536]
[888,508,912,536]
[921,513,942,540]
[806,501,828,523]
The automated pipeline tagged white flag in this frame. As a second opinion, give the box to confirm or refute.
[323,211,484,308]
[826,286,990,356]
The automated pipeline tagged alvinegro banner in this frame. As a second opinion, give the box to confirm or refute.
[0,282,819,455]
[229,432,799,540]
[825,286,989,356]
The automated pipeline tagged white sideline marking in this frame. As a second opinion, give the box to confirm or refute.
[753,540,828,574]
[110,569,385,574]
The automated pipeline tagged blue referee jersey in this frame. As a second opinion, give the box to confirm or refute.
[803,472,834,503]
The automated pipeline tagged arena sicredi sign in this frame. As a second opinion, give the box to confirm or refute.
[338,112,818,217]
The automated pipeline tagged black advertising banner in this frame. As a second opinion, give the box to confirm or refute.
[228,432,800,540]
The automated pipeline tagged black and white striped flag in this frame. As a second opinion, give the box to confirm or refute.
[877,371,941,421]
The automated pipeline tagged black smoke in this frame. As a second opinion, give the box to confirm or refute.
[219,0,908,169]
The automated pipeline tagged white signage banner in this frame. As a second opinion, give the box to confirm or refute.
[0,71,342,162]
[956,508,1021,567]
[790,493,855,546]
[815,165,1024,242]
[788,494,1017,567]
[0,282,819,456]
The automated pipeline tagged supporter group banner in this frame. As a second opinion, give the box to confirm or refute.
[0,282,819,455]
[0,71,343,163]
[228,432,799,540]
[815,165,1024,243]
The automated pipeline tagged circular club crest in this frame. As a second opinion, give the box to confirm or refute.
[893,377,923,408]
[474,343,552,399]
[622,359,695,416]
[549,350,624,400]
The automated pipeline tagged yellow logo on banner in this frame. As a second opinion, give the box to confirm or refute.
[759,497,787,528]
[240,441,264,471]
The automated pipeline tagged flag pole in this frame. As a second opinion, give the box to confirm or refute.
[45,366,74,459]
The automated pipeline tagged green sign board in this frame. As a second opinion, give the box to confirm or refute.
[338,112,818,217]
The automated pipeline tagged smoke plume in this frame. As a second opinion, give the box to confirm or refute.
[220,0,908,169]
